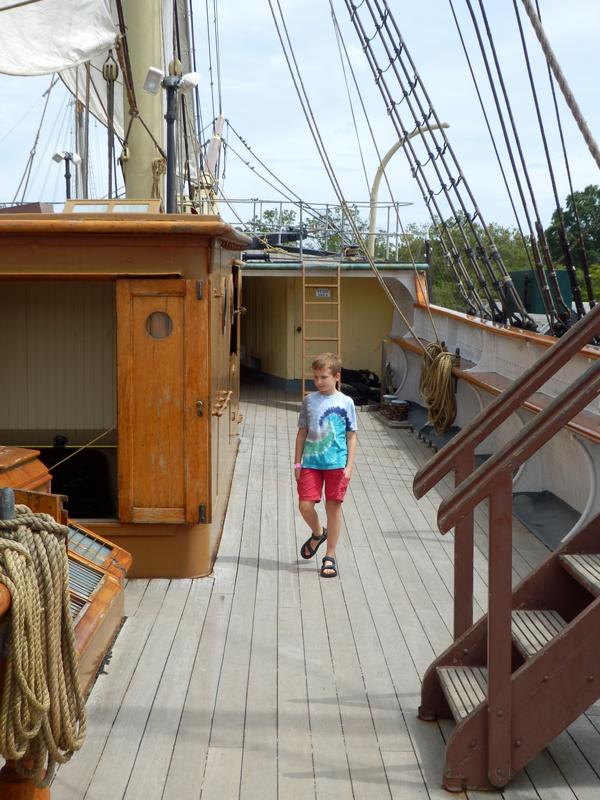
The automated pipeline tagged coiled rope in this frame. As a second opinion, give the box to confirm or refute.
[0,505,86,787]
[419,343,457,434]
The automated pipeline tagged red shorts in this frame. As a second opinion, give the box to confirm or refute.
[297,468,349,503]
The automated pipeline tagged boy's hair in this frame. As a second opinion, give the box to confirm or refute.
[312,352,342,375]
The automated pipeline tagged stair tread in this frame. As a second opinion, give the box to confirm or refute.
[560,553,600,595]
[511,609,567,659]
[437,666,488,721]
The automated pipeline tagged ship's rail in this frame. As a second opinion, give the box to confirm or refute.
[215,198,415,263]
[414,303,600,637]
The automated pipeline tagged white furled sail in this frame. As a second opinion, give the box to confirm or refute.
[0,0,118,75]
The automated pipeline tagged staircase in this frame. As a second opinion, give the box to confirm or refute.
[301,259,341,395]
[413,305,600,791]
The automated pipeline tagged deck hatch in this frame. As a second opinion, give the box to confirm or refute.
[68,559,104,598]
[68,525,112,566]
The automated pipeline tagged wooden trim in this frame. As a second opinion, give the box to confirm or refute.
[116,280,134,522]
[393,334,600,445]
[131,507,187,523]
[415,303,600,358]
[0,214,252,249]
[184,279,210,523]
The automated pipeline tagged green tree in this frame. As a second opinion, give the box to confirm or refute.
[545,184,600,265]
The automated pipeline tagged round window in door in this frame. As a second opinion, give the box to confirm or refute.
[145,311,173,339]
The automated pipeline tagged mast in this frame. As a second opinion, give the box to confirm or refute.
[120,0,165,200]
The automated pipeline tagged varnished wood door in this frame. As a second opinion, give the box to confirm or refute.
[117,279,208,524]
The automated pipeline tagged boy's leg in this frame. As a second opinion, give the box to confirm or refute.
[298,499,322,536]
[321,469,349,575]
[324,500,343,557]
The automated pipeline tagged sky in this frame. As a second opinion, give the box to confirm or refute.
[0,0,599,233]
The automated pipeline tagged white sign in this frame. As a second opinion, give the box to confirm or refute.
[315,288,331,298]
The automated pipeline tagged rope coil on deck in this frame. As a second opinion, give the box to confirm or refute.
[419,343,457,434]
[0,505,86,787]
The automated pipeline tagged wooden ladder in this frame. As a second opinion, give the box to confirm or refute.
[301,260,341,395]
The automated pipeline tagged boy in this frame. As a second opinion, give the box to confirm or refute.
[294,353,357,578]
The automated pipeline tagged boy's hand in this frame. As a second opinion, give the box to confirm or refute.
[343,466,353,480]
[294,466,302,481]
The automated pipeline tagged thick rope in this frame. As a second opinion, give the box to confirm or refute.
[520,0,600,172]
[0,506,86,787]
[419,343,457,434]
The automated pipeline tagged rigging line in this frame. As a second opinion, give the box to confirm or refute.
[226,121,338,223]
[363,0,517,324]
[0,88,56,147]
[520,0,600,171]
[225,144,364,253]
[183,100,202,197]
[38,92,72,200]
[330,8,371,197]
[115,0,138,115]
[475,0,570,324]
[187,0,204,153]
[329,2,452,332]
[346,2,492,319]
[462,0,556,328]
[173,3,194,202]
[447,0,532,270]
[12,74,57,203]
[267,0,436,357]
[375,0,536,330]
[378,0,522,280]
[512,0,585,319]
[0,0,43,11]
[535,0,595,308]
[204,0,216,124]
[350,1,499,315]
[212,0,223,115]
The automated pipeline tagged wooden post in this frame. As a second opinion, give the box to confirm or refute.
[453,448,475,638]
[0,488,50,799]
[487,474,513,788]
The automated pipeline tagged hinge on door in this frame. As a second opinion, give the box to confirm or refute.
[196,279,204,299]
[199,504,207,524]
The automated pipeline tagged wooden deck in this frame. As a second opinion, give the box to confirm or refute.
[53,383,600,799]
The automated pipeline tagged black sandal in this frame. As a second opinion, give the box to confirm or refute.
[300,528,327,560]
[320,555,337,578]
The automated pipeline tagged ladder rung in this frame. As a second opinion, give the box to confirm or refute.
[305,319,339,324]
[305,301,339,305]
[304,283,339,288]
[304,337,339,341]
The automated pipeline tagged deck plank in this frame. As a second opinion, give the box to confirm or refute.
[80,580,192,799]
[53,580,171,799]
[123,580,213,800]
[48,386,600,800]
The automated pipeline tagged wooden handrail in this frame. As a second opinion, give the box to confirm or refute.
[433,355,600,786]
[413,303,600,499]
[438,359,600,532]
[411,306,600,638]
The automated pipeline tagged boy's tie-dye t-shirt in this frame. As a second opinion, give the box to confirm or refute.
[298,391,357,470]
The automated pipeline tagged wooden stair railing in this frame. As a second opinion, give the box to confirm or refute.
[414,303,600,638]
[415,349,600,790]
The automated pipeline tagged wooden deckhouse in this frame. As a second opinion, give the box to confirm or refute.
[0,203,250,578]
[240,256,428,388]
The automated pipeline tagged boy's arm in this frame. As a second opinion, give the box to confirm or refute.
[294,428,308,480]
[344,431,357,479]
